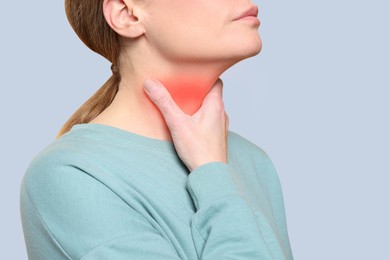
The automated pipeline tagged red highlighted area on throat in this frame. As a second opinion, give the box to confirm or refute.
[159,77,215,115]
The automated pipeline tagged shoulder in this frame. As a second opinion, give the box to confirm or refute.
[20,129,130,237]
[24,133,88,177]
[20,132,154,259]
[21,130,105,203]
[226,131,284,207]
[228,130,271,162]
[227,130,280,182]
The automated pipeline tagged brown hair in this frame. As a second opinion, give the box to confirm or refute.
[56,0,121,139]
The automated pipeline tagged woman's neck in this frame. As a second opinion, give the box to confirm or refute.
[90,53,230,141]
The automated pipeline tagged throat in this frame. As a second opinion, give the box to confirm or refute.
[89,60,226,141]
[159,78,214,115]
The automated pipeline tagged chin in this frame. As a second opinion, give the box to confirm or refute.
[240,35,263,58]
[246,40,262,57]
[224,36,263,66]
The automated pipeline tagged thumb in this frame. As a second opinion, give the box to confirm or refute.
[144,78,183,125]
[200,78,224,111]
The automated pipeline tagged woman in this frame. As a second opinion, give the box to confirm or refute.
[20,0,294,259]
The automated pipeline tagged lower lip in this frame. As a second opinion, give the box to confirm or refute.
[237,16,261,25]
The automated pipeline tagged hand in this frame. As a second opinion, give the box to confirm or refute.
[144,78,229,172]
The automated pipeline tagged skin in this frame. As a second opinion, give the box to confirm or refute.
[90,0,262,171]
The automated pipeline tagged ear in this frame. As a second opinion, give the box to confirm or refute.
[103,0,145,38]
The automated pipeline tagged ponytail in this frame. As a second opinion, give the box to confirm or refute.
[58,0,121,138]
[56,67,120,139]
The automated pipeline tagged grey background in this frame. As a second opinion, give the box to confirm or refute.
[1,0,389,259]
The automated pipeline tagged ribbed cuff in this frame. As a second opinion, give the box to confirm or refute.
[186,162,241,211]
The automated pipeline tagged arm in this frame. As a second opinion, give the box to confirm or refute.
[187,162,274,259]
[20,163,183,260]
[144,78,281,259]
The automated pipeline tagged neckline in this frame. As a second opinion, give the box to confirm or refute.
[70,123,177,154]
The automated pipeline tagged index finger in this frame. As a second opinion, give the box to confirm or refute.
[144,78,184,125]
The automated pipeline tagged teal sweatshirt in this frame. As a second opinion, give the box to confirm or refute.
[20,123,293,259]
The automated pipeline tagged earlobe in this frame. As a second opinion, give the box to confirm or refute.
[103,0,145,38]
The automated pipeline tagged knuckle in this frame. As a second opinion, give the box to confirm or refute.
[155,93,169,106]
[214,99,225,113]
[167,115,184,128]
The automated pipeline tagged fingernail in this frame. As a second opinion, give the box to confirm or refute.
[144,79,158,94]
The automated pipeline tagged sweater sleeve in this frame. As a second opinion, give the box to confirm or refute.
[186,162,275,259]
[20,162,183,260]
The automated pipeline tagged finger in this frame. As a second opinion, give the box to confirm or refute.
[201,78,224,112]
[144,78,184,124]
[207,78,223,99]
[225,112,230,129]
